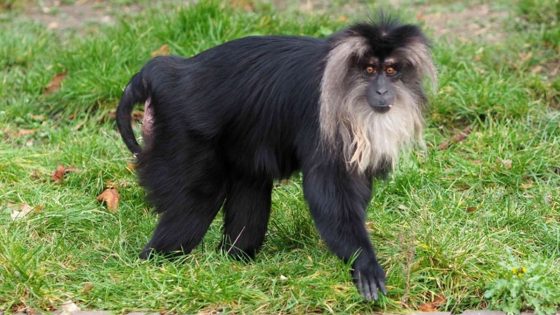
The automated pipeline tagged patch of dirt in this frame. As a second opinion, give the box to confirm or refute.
[415,3,509,43]
[19,0,510,45]
[24,0,143,31]
[273,1,509,44]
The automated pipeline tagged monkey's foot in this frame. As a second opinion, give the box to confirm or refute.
[351,258,387,301]
[219,241,257,262]
[139,246,153,260]
[139,244,189,260]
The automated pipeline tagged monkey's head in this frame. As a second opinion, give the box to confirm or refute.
[320,17,437,173]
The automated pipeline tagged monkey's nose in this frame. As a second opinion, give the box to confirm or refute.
[376,88,388,95]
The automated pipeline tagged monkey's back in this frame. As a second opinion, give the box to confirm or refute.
[142,36,330,179]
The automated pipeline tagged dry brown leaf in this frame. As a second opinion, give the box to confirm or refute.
[51,165,77,183]
[97,188,119,212]
[51,165,66,183]
[10,203,34,220]
[418,302,437,312]
[150,44,170,57]
[438,126,473,150]
[44,71,67,95]
[17,129,36,137]
[466,206,477,213]
[418,294,447,312]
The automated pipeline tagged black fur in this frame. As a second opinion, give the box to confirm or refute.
[117,20,430,301]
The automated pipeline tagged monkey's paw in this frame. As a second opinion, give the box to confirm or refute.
[351,258,387,301]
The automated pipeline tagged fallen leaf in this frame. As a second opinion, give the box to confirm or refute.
[97,188,119,212]
[52,165,65,183]
[438,126,473,150]
[17,129,36,137]
[150,44,170,58]
[418,302,437,312]
[418,294,447,312]
[44,71,67,95]
[60,301,80,315]
[51,165,77,183]
[10,203,34,220]
[466,206,477,213]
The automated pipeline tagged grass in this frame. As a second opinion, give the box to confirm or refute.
[1,0,559,313]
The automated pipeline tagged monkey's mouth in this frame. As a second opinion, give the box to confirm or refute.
[371,104,392,113]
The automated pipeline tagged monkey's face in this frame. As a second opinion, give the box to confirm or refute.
[362,58,400,113]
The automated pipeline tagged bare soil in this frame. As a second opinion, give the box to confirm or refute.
[23,0,144,31]
[415,3,509,43]
[18,0,510,44]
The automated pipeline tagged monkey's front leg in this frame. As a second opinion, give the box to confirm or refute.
[302,164,386,301]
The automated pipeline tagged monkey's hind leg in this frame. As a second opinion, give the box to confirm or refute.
[139,147,226,259]
[220,179,273,260]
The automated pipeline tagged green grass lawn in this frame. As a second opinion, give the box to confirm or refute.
[1,0,559,313]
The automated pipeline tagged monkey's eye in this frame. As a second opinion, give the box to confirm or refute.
[365,65,377,75]
[385,66,398,76]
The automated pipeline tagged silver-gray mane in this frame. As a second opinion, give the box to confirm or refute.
[319,35,437,173]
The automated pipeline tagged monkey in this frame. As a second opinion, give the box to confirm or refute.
[116,16,436,301]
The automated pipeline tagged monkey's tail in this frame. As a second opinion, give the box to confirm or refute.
[116,72,148,155]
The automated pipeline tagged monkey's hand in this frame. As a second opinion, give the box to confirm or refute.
[351,256,387,301]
